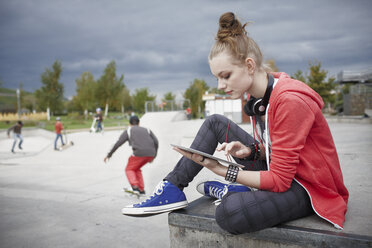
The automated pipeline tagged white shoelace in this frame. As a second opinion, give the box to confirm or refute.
[208,185,229,206]
[209,185,228,200]
[138,181,165,205]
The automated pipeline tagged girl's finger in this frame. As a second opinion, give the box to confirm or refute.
[191,153,204,162]
[216,142,227,151]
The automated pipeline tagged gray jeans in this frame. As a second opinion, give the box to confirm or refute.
[165,114,313,234]
[12,133,23,151]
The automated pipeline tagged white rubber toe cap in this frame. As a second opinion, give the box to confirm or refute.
[196,182,205,195]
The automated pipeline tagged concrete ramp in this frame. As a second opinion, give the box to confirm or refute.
[140,111,187,126]
[0,128,54,160]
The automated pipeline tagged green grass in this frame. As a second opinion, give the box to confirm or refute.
[0,113,130,131]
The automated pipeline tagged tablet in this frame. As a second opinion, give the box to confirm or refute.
[171,144,245,169]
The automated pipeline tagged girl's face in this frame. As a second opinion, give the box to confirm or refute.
[209,52,253,99]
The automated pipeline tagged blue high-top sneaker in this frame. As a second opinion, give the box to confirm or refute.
[122,180,188,216]
[196,179,252,200]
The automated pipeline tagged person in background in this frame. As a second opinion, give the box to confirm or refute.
[95,108,103,132]
[104,116,159,196]
[7,121,23,153]
[185,107,192,120]
[54,117,64,150]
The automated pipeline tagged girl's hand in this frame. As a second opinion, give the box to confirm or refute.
[217,141,251,159]
[173,146,261,189]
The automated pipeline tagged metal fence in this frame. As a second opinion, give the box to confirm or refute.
[144,100,190,112]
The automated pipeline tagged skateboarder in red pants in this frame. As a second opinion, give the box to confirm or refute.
[104,116,159,195]
[126,155,154,193]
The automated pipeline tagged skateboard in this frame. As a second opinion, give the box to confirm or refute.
[123,188,147,199]
[123,188,140,199]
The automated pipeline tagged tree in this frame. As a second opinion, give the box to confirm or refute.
[18,82,36,112]
[73,71,97,117]
[265,59,279,72]
[132,88,156,113]
[184,78,209,118]
[292,70,306,83]
[162,92,176,102]
[291,61,336,110]
[115,87,131,113]
[161,92,176,111]
[35,60,64,116]
[307,61,336,107]
[23,94,36,112]
[208,87,225,95]
[95,60,125,116]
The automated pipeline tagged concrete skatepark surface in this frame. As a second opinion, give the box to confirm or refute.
[0,111,371,247]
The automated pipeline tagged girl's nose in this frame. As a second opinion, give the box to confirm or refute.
[217,79,226,90]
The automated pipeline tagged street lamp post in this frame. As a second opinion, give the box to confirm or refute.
[16,88,21,118]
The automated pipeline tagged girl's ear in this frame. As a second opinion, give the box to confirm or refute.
[245,58,256,74]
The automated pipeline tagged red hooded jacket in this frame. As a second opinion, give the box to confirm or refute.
[259,72,349,229]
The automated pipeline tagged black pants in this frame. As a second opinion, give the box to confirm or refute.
[165,114,313,234]
[166,114,266,189]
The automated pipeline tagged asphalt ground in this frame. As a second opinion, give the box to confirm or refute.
[0,112,371,247]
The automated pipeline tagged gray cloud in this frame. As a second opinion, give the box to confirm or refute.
[1,0,372,101]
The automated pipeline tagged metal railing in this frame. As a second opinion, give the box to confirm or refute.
[144,100,191,113]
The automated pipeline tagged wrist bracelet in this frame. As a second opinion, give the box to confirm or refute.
[225,164,239,183]
[244,144,257,160]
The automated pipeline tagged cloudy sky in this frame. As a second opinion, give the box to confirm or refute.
[1,0,371,101]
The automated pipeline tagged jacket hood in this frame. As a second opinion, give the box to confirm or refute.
[270,72,324,110]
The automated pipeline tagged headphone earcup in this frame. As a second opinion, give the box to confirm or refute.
[244,74,275,116]
[244,98,256,116]
[253,98,264,116]
[244,97,264,116]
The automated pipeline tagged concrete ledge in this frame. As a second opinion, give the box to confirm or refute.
[168,197,372,248]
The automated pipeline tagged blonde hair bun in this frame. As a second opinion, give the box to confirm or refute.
[217,12,247,41]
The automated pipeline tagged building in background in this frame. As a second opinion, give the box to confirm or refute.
[203,92,250,123]
[336,68,372,116]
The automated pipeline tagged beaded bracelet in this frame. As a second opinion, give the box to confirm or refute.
[254,145,261,160]
[225,164,239,183]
